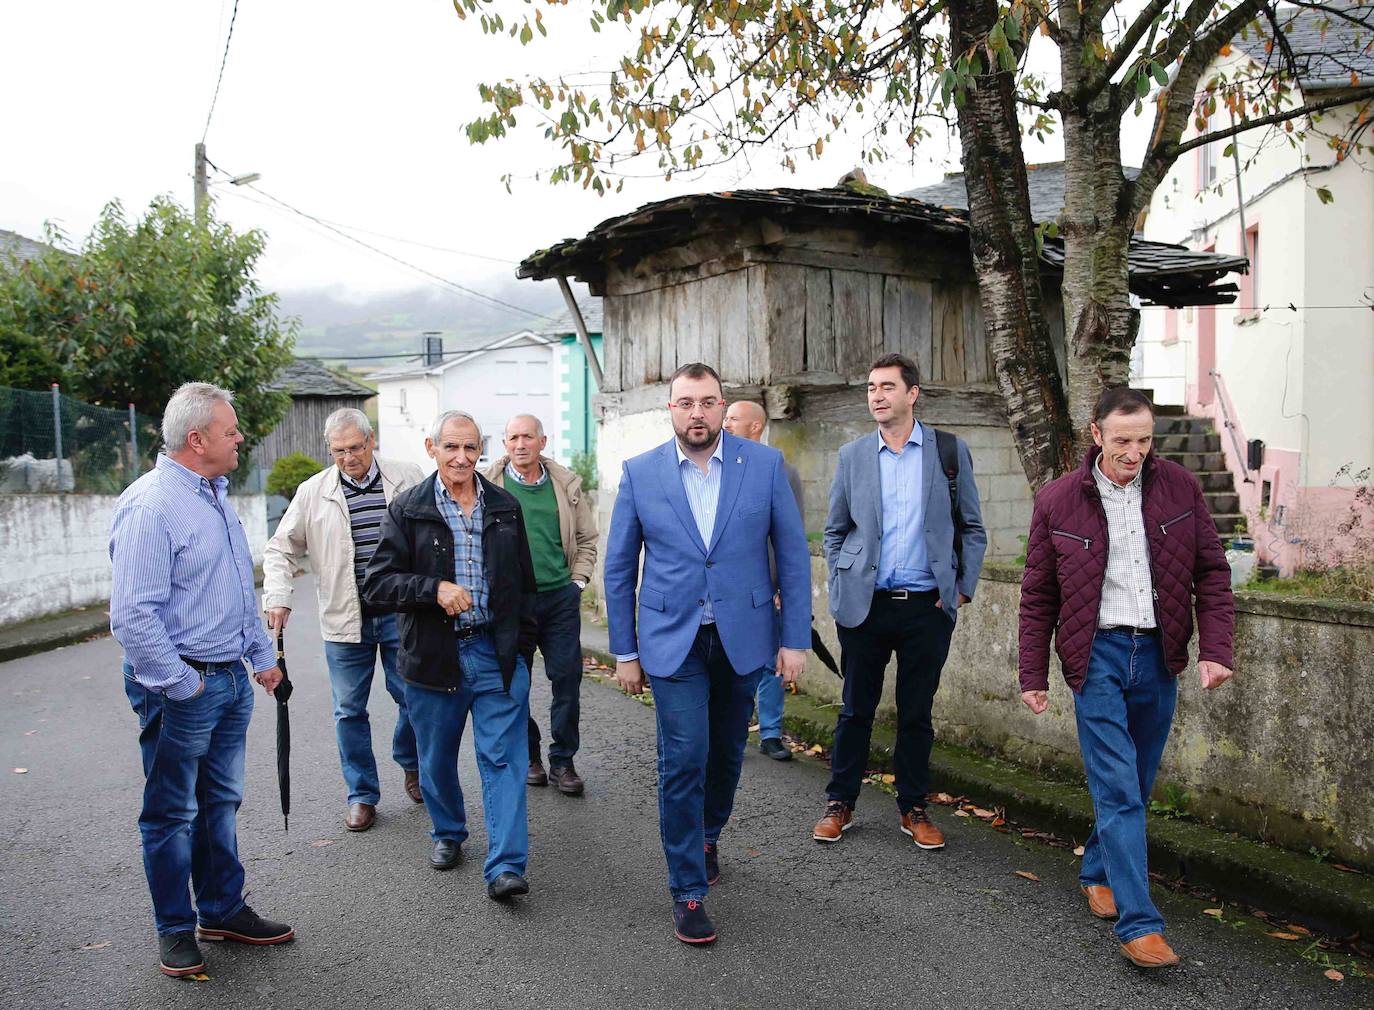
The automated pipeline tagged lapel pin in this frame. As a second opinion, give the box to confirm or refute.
[736,456,743,464]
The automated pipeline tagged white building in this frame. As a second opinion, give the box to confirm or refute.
[1135,0,1374,574]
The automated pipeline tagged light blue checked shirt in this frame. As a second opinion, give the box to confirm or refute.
[434,477,491,630]
[110,454,275,699]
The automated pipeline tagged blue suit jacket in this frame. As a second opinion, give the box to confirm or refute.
[823,423,987,629]
[604,432,812,678]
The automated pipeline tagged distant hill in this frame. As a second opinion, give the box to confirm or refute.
[277,278,578,370]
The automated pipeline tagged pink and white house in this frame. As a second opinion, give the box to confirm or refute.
[1136,0,1374,574]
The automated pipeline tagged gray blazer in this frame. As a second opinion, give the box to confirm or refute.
[823,423,987,629]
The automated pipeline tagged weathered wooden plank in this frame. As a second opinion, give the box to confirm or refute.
[717,270,751,384]
[623,291,645,389]
[930,284,965,383]
[804,268,835,374]
[697,275,722,371]
[882,275,902,355]
[868,273,885,369]
[800,382,1006,427]
[746,265,769,383]
[963,284,988,382]
[833,270,872,380]
[764,263,807,379]
[898,277,933,383]
[674,282,699,368]
[601,295,625,392]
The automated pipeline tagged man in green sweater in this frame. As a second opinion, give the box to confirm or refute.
[484,414,599,795]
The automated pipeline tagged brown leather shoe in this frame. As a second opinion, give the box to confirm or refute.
[526,758,548,787]
[1120,933,1180,968]
[404,770,424,804]
[812,800,853,842]
[549,764,585,796]
[1081,884,1118,920]
[345,802,376,832]
[899,808,945,850]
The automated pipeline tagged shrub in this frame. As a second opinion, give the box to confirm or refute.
[266,453,323,500]
[570,449,598,491]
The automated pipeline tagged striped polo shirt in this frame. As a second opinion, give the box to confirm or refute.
[340,461,387,587]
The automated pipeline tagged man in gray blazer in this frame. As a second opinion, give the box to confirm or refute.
[812,353,987,850]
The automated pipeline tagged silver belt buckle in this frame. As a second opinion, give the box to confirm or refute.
[890,589,909,600]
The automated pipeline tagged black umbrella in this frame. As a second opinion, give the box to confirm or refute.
[811,623,841,678]
[273,630,295,831]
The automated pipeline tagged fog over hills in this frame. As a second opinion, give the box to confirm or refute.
[277,276,578,369]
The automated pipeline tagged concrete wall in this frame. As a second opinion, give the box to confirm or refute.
[799,552,1374,867]
[0,493,268,626]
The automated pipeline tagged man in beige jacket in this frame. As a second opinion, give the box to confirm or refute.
[263,408,427,832]
[483,413,598,795]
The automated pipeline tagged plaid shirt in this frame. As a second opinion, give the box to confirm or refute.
[1093,457,1157,629]
[434,477,491,630]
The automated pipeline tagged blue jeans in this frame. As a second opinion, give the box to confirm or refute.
[651,624,765,902]
[323,614,417,806]
[123,660,252,936]
[527,583,583,767]
[1073,629,1178,943]
[755,609,784,741]
[404,633,530,882]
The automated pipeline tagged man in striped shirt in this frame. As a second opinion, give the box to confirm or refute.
[111,382,293,978]
[264,408,426,833]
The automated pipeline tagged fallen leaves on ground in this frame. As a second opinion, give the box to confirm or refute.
[1014,870,1041,882]
[186,973,211,982]
[930,792,960,805]
[879,774,895,784]
[13,768,27,774]
[990,816,1006,828]
[1287,923,1313,936]
[1324,969,1345,982]
[954,809,971,817]
[1203,908,1224,918]
[1332,864,1360,874]
[1266,931,1303,941]
[80,941,111,951]
[1073,845,1086,857]
[24,730,36,736]
[970,808,996,820]
[311,839,334,848]
[806,744,823,755]
[746,849,762,857]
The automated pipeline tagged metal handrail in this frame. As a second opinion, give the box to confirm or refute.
[1208,368,1255,484]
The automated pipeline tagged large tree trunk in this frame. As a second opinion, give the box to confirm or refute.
[948,0,1075,490]
[1059,14,1141,438]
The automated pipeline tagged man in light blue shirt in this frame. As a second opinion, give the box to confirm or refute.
[110,382,293,978]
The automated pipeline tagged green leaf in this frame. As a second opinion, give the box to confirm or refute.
[989,22,1006,50]
[1222,143,1235,157]
[998,46,1018,72]
[1136,72,1150,98]
[1316,186,1335,204]
[1150,60,1169,86]
[519,23,533,45]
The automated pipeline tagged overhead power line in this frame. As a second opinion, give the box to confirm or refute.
[202,0,240,144]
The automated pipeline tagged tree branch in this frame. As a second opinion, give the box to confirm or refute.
[1168,86,1374,158]
[1100,0,1173,84]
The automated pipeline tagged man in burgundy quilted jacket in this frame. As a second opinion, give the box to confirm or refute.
[1018,387,1234,970]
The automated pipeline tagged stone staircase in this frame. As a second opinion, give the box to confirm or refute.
[1153,405,1243,535]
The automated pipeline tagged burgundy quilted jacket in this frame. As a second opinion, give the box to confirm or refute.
[1018,447,1234,693]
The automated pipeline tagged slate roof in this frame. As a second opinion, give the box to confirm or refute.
[518,186,1244,307]
[1266,0,1374,91]
[539,297,603,336]
[368,329,558,381]
[901,163,1142,225]
[0,229,64,265]
[267,358,376,398]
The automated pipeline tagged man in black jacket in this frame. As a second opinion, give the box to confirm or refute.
[363,410,538,900]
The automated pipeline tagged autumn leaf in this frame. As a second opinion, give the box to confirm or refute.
[1014,870,1041,882]
[1332,863,1359,874]
[13,768,27,774]
[990,816,1006,828]
[1219,44,1232,56]
[1072,845,1086,857]
[954,809,971,817]
[931,792,958,805]
[879,774,895,784]
[971,808,996,820]
[80,941,112,951]
[188,973,211,982]
[1266,931,1302,941]
[1203,908,1224,918]
[311,839,335,847]
[806,744,823,755]
[1287,923,1313,936]
[1324,969,1345,982]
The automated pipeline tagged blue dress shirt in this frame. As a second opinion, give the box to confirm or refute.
[875,426,936,592]
[109,454,276,699]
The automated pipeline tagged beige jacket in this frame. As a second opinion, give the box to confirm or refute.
[482,455,598,586]
[262,455,427,642]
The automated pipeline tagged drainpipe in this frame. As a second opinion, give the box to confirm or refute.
[556,275,604,391]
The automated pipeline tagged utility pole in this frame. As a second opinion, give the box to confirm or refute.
[194,143,209,224]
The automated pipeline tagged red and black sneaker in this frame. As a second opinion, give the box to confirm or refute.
[672,899,718,944]
[704,842,721,886]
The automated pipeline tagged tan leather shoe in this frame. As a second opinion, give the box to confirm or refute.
[345,802,376,832]
[1120,933,1180,968]
[900,808,946,850]
[1081,884,1118,920]
[812,800,853,842]
[404,770,424,804]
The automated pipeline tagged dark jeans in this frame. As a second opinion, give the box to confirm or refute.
[526,582,583,767]
[123,660,252,936]
[651,624,764,902]
[827,591,954,813]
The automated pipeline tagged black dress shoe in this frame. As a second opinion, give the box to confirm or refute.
[487,872,530,900]
[759,737,792,761]
[158,931,205,976]
[430,839,462,870]
[672,899,717,944]
[196,905,294,945]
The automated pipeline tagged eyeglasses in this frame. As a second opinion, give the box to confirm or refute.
[329,443,369,459]
[669,397,722,412]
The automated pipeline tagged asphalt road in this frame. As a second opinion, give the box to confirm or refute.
[1,576,1366,1010]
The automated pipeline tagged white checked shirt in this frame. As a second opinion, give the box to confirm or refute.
[1093,457,1156,629]
[676,437,724,624]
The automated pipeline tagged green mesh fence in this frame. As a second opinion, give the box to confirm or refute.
[0,386,161,495]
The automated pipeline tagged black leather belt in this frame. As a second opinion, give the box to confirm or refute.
[1099,625,1158,637]
[874,588,939,602]
[455,623,488,641]
[180,656,241,672]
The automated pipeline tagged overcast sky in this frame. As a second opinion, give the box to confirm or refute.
[2,1,1109,320]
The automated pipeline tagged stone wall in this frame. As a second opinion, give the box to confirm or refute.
[0,493,268,627]
[799,551,1374,868]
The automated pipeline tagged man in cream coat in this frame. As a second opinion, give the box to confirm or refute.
[263,408,426,832]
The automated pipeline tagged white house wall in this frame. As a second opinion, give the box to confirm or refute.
[376,375,443,470]
[439,345,559,464]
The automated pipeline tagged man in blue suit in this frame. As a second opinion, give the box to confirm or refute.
[605,362,811,946]
[812,353,987,850]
